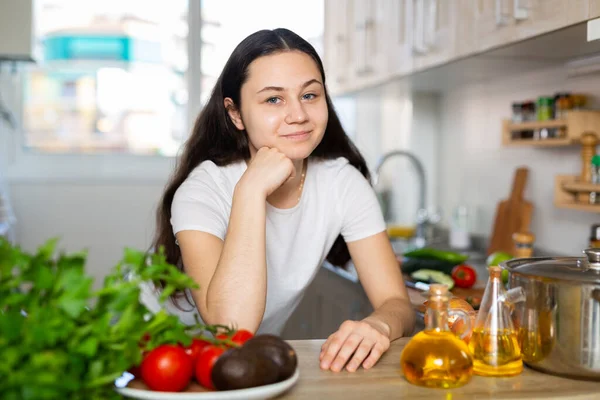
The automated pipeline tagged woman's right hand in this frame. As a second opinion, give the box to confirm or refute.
[238,147,295,198]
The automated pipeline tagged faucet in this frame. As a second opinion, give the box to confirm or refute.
[373,150,430,248]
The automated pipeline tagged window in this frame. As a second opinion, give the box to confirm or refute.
[199,0,324,106]
[7,0,324,181]
[23,0,189,156]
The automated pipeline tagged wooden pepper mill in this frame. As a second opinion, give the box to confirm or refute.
[579,132,598,203]
[512,231,535,258]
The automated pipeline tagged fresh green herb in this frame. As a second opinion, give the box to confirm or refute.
[0,237,206,400]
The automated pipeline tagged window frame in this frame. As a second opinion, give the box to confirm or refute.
[4,0,202,184]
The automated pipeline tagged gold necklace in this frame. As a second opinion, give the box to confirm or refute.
[297,160,307,203]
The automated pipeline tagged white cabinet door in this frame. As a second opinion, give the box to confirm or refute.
[412,0,457,71]
[324,0,354,94]
[387,0,414,76]
[351,0,390,84]
[513,0,588,41]
[592,0,600,18]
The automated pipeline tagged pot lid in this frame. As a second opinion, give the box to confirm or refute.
[502,248,600,284]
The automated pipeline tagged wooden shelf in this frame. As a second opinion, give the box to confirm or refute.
[554,175,600,213]
[503,110,600,147]
[507,119,567,130]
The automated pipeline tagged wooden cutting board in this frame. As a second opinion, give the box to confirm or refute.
[487,167,533,256]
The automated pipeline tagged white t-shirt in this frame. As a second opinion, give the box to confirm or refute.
[152,156,385,335]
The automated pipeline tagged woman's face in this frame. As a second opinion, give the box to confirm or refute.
[225,51,328,161]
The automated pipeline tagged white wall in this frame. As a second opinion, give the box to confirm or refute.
[9,182,166,287]
[350,82,440,228]
[438,65,600,255]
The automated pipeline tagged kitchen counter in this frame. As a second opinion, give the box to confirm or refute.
[282,339,600,399]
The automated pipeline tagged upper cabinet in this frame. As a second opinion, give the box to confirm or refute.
[591,0,600,18]
[325,0,599,96]
[412,0,457,71]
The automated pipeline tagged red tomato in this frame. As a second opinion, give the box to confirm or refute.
[183,338,211,363]
[140,345,193,392]
[215,329,254,346]
[195,345,226,390]
[451,264,477,289]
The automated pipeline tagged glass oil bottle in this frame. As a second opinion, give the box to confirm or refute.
[400,284,474,389]
[469,266,526,377]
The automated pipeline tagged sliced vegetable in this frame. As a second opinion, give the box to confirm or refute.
[410,269,455,290]
[401,257,456,275]
[403,248,469,264]
[451,264,477,289]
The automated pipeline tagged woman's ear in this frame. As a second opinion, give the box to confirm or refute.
[224,98,245,131]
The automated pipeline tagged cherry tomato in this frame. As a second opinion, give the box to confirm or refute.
[451,264,477,289]
[195,345,226,390]
[215,329,254,346]
[140,345,193,392]
[183,338,211,364]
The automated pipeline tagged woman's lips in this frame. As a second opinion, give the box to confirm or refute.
[282,130,311,141]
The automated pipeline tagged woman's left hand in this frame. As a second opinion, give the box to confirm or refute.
[319,319,391,372]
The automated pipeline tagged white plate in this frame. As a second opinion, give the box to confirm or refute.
[114,369,300,400]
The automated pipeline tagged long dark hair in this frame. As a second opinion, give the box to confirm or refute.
[153,28,371,273]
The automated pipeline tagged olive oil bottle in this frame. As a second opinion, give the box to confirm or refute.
[469,266,526,377]
[400,284,473,389]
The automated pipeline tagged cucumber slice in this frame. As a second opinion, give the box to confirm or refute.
[410,269,455,290]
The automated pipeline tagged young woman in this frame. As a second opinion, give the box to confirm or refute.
[152,28,415,373]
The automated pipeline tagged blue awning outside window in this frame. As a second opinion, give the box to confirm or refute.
[43,35,162,63]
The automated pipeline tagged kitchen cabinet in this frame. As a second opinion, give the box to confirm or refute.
[454,0,479,57]
[324,0,595,95]
[281,265,373,340]
[591,0,600,18]
[324,0,353,94]
[456,0,590,54]
[325,0,392,95]
[351,0,390,84]
[411,0,457,71]
[387,0,413,76]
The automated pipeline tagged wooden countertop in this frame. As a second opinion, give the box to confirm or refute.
[281,339,600,399]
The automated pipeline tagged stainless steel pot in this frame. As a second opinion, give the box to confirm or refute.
[502,249,600,380]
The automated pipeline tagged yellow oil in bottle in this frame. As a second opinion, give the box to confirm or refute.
[401,330,473,389]
[469,328,523,376]
[400,284,473,389]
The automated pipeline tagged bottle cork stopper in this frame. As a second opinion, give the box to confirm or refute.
[429,284,449,296]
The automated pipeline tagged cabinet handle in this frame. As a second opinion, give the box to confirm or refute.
[513,0,530,21]
[495,0,512,26]
[335,34,347,83]
[424,0,438,49]
[356,18,374,76]
[412,0,429,54]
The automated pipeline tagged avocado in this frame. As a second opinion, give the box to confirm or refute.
[211,347,279,391]
[401,257,456,275]
[410,269,455,290]
[241,335,297,381]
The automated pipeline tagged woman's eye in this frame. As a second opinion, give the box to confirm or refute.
[266,97,281,104]
[303,93,317,100]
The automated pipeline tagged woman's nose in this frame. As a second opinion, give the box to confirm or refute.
[284,100,309,124]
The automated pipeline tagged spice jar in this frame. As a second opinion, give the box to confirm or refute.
[554,93,572,120]
[536,97,554,121]
[513,232,535,258]
[512,102,524,123]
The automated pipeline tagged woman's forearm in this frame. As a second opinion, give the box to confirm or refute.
[363,297,416,340]
[205,184,267,332]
